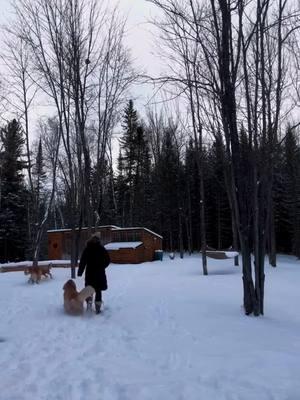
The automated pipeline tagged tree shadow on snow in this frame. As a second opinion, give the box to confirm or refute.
[188,267,240,276]
[207,268,240,275]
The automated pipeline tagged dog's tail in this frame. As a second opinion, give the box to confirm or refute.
[77,286,95,302]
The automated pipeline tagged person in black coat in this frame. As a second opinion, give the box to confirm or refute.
[77,234,110,313]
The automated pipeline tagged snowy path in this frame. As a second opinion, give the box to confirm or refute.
[1,255,300,400]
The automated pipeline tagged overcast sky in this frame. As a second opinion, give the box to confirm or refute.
[0,0,164,148]
[0,0,161,108]
[114,0,159,72]
[111,0,162,104]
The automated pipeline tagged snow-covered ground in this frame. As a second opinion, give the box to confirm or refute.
[1,254,300,400]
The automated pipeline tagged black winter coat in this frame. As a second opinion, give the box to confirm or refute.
[78,242,110,291]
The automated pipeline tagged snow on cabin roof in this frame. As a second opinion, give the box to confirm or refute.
[47,225,120,233]
[225,251,239,258]
[47,226,163,239]
[0,260,73,269]
[0,261,32,268]
[105,242,143,250]
[111,227,163,239]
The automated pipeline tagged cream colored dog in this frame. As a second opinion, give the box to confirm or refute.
[24,266,53,284]
[63,280,95,316]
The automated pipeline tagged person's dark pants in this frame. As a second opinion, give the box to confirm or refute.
[95,289,102,303]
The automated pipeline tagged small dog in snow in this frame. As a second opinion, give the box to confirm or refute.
[24,266,53,284]
[63,279,95,316]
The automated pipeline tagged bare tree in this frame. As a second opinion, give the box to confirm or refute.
[0,30,40,247]
[8,0,135,276]
[91,10,137,227]
[0,33,37,193]
[148,0,299,314]
[32,121,61,266]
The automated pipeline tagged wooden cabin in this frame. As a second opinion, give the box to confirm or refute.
[47,226,163,264]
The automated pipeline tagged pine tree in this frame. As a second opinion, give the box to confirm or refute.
[206,137,232,249]
[275,127,300,256]
[32,137,47,203]
[115,150,127,226]
[152,125,184,251]
[28,137,48,259]
[132,125,152,226]
[118,101,153,227]
[92,159,117,226]
[184,138,200,251]
[119,100,139,226]
[0,119,28,262]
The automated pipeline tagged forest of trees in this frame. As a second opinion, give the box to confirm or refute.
[2,104,300,262]
[1,0,300,316]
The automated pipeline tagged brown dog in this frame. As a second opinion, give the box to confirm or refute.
[63,280,95,316]
[24,266,53,284]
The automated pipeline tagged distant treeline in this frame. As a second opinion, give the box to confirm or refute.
[1,102,300,262]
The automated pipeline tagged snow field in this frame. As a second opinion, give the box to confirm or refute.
[0,255,300,400]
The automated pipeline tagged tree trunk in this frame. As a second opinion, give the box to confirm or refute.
[200,195,208,275]
[198,129,208,275]
[185,214,192,256]
[178,208,184,258]
[186,181,193,255]
[268,202,277,267]
[232,214,239,267]
[217,193,222,250]
[169,230,173,253]
[70,228,77,280]
[241,239,258,315]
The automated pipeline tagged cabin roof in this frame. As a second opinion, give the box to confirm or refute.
[47,226,162,239]
[47,225,119,233]
[111,227,163,239]
[105,241,143,250]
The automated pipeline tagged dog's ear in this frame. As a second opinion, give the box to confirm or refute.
[63,279,76,290]
[63,280,70,290]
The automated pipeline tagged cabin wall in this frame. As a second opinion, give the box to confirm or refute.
[48,233,63,260]
[108,247,145,264]
[141,232,162,261]
[48,227,162,264]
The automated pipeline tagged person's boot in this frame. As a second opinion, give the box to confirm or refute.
[95,301,102,314]
[86,297,93,312]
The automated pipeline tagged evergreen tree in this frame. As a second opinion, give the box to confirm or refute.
[132,125,152,226]
[28,137,48,259]
[184,138,200,251]
[115,150,127,226]
[119,100,139,225]
[206,137,232,249]
[152,125,184,251]
[0,119,28,262]
[118,101,153,227]
[92,159,117,226]
[275,127,300,256]
[32,137,47,202]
